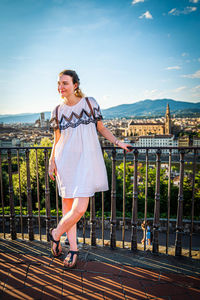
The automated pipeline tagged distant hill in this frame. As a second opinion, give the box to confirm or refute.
[0,99,200,123]
[0,112,51,124]
[102,99,200,118]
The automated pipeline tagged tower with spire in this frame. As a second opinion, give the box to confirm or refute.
[165,103,171,134]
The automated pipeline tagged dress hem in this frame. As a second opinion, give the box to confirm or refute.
[58,188,109,198]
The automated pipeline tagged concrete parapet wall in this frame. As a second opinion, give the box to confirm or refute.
[0,215,199,234]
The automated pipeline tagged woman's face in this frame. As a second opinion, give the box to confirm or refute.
[57,74,78,98]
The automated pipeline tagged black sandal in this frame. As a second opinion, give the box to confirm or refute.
[64,250,79,269]
[48,228,62,257]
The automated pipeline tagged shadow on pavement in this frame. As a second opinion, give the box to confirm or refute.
[0,238,199,299]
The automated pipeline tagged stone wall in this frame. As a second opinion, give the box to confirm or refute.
[0,216,199,234]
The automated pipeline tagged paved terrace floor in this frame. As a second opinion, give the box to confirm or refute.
[0,238,199,300]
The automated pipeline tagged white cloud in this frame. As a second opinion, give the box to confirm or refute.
[198,58,200,62]
[184,6,197,13]
[139,11,153,19]
[165,66,181,70]
[191,93,200,99]
[173,86,187,93]
[182,52,189,57]
[132,0,145,5]
[142,89,164,99]
[189,0,199,3]
[182,70,200,78]
[150,89,158,93]
[192,85,200,91]
[168,6,197,16]
[169,8,176,15]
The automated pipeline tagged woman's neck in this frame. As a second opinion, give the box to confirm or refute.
[63,95,81,106]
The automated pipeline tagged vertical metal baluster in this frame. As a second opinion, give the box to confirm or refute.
[122,149,126,248]
[17,149,24,239]
[189,149,196,257]
[56,183,59,225]
[175,149,185,256]
[166,149,172,254]
[44,148,51,240]
[102,191,104,246]
[144,149,149,251]
[83,213,86,244]
[90,196,96,246]
[131,149,138,251]
[110,148,116,249]
[25,149,34,241]
[7,149,16,240]
[152,149,161,254]
[101,144,104,246]
[0,151,5,238]
[35,149,41,240]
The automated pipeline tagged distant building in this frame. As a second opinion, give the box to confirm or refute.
[178,136,190,147]
[133,134,178,153]
[34,119,41,127]
[173,176,180,186]
[193,137,200,147]
[165,104,171,134]
[40,112,45,127]
[12,138,21,146]
[125,104,172,137]
[111,127,125,138]
[34,112,49,128]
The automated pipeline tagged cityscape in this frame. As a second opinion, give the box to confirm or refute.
[1,103,200,149]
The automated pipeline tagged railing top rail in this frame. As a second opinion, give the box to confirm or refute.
[0,146,199,150]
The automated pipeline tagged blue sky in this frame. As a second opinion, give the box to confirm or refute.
[0,0,200,114]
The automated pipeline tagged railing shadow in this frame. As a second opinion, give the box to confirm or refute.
[0,238,199,299]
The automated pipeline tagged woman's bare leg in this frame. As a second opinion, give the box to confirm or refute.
[51,197,89,251]
[62,198,78,251]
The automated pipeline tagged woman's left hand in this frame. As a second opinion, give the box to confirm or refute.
[117,141,133,152]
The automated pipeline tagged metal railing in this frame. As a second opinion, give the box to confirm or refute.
[0,146,199,257]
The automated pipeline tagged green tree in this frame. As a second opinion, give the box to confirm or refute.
[95,151,112,213]
[12,137,58,210]
[1,158,9,207]
[116,161,133,215]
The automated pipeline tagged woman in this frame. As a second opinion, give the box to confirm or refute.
[48,69,132,268]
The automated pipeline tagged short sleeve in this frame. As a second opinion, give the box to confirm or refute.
[49,106,59,130]
[90,97,103,121]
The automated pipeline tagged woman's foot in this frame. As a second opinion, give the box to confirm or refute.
[48,228,62,257]
[63,250,79,268]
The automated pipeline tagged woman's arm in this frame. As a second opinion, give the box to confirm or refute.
[49,129,61,180]
[97,120,133,152]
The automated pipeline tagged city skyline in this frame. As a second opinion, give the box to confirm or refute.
[0,0,200,115]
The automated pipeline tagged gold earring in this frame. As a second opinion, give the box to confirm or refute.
[74,88,79,96]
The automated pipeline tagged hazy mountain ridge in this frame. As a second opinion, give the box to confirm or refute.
[1,99,200,123]
[104,99,200,117]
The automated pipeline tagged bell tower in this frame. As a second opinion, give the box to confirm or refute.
[165,103,171,134]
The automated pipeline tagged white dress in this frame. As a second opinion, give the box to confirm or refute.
[50,97,109,198]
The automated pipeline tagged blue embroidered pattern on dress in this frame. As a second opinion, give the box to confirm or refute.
[50,106,102,130]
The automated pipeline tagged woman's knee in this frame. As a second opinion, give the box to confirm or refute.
[74,205,87,216]
[73,197,89,216]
